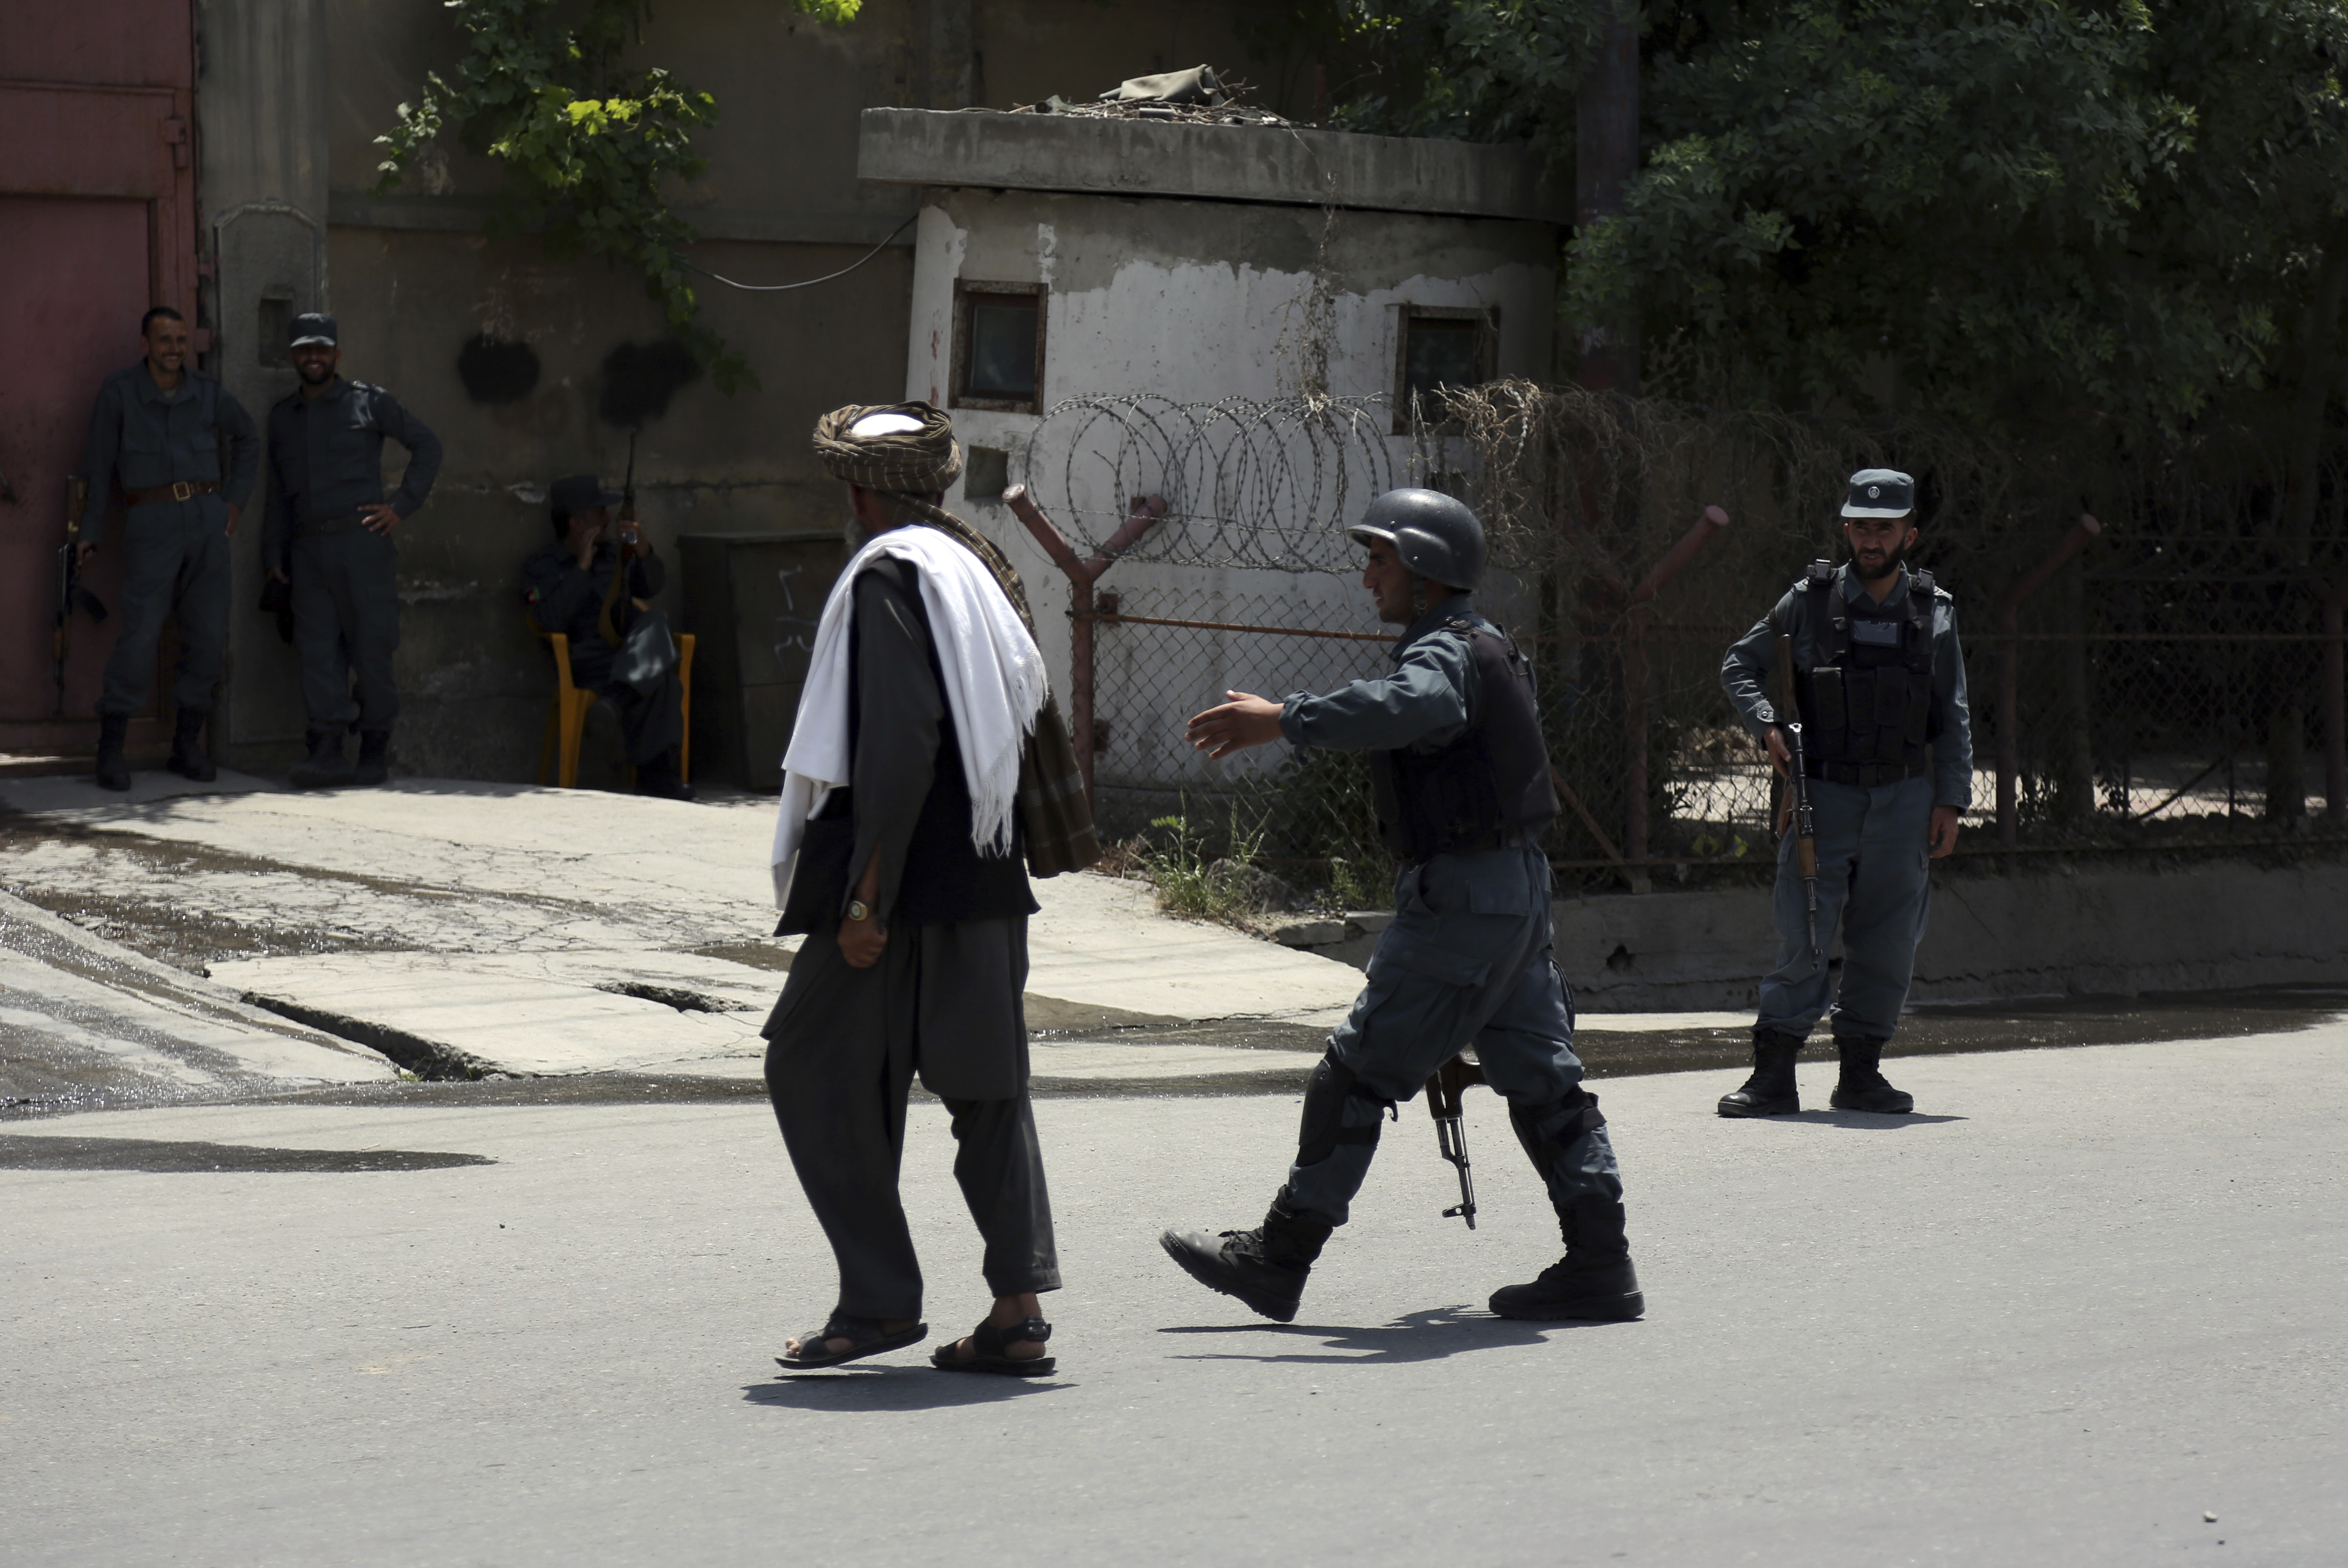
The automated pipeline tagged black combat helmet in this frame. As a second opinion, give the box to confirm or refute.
[1346,488,1486,592]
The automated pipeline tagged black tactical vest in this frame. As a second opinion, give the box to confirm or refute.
[1369,620,1558,861]
[1793,560,1941,777]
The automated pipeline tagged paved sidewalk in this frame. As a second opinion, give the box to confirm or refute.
[5,1028,2341,1565]
[0,770,1377,1087]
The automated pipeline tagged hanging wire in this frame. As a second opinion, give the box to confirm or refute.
[683,214,916,292]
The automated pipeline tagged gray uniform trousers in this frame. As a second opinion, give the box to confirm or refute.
[1282,845,1623,1228]
[764,915,1060,1321]
[99,495,232,717]
[290,525,401,731]
[1755,772,1935,1042]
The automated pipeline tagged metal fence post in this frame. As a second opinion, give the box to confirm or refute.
[2325,576,2348,823]
[1996,513,2103,845]
[1620,505,1732,874]
[1003,484,1162,805]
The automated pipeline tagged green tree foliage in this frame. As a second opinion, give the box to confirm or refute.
[372,0,860,395]
[1303,1,2348,437]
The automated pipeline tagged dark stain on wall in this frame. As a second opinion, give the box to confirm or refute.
[457,334,543,404]
[598,339,701,428]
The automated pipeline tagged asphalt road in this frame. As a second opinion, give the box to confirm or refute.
[7,1026,2343,1566]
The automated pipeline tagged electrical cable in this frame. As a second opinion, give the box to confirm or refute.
[683,215,916,292]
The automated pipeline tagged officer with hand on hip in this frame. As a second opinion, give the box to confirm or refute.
[1160,490,1642,1326]
[262,314,441,789]
[1717,469,1973,1117]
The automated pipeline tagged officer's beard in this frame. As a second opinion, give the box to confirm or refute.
[1850,538,1910,582]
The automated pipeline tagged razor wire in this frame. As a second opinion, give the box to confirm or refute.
[1014,393,1397,572]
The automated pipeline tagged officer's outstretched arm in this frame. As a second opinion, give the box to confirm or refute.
[1186,691,1284,759]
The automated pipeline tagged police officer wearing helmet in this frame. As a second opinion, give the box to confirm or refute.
[1717,469,1973,1118]
[1161,489,1643,1325]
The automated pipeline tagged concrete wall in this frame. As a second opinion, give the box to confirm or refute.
[889,180,1555,784]
[192,0,1287,782]
[1528,860,2348,1013]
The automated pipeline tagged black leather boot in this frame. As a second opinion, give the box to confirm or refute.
[354,729,392,787]
[165,708,216,783]
[1159,1201,1331,1323]
[1488,1195,1645,1321]
[633,746,693,800]
[287,726,354,790]
[1830,1035,1915,1113]
[94,712,131,792]
[1718,1028,1803,1117]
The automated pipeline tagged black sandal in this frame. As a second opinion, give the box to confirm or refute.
[775,1315,927,1371]
[930,1315,1055,1377]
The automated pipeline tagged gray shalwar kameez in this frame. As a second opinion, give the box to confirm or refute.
[763,559,1057,1322]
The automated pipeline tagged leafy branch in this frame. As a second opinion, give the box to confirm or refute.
[371,0,860,396]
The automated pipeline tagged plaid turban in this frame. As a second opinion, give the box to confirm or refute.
[812,401,964,494]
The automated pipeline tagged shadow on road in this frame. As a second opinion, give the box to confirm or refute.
[742,1368,1070,1410]
[1157,1305,1625,1364]
[1761,1111,1968,1130]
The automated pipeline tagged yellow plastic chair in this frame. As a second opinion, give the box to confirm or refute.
[532,616,695,789]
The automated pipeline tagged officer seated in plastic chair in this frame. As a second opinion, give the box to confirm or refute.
[520,473,691,799]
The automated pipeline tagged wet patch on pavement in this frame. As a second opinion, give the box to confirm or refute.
[0,1135,494,1173]
[0,813,623,974]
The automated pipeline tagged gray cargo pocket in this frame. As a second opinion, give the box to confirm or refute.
[1389,935,1491,989]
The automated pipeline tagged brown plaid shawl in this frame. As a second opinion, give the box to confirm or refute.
[812,402,1100,877]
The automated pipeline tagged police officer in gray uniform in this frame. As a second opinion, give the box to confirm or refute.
[76,306,260,790]
[1717,469,1973,1117]
[1161,490,1642,1325]
[262,314,442,788]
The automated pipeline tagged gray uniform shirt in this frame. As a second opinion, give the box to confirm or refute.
[262,378,442,567]
[1720,563,1974,807]
[78,363,259,546]
[1277,596,1487,753]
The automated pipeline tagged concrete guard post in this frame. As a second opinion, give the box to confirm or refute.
[1003,483,1163,804]
[1996,512,2103,846]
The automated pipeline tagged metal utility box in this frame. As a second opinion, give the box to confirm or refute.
[678,531,844,791]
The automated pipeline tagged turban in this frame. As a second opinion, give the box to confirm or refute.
[812,401,964,495]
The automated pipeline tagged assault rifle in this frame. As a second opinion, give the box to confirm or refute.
[1426,1053,1484,1228]
[595,430,640,645]
[1782,719,1821,966]
[54,476,107,716]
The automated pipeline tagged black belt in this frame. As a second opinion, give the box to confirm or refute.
[1420,826,1541,859]
[295,514,366,538]
[1804,758,1927,788]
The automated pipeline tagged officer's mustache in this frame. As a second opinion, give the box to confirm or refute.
[1850,538,1910,573]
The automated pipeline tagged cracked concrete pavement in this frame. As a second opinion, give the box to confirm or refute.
[0,769,1391,1099]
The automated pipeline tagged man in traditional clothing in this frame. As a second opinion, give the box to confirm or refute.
[765,402,1098,1376]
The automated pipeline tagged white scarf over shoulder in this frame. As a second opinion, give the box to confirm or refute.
[769,525,1046,907]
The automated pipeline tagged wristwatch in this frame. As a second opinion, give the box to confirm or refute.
[845,899,871,922]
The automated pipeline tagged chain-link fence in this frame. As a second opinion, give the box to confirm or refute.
[1007,384,2348,902]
